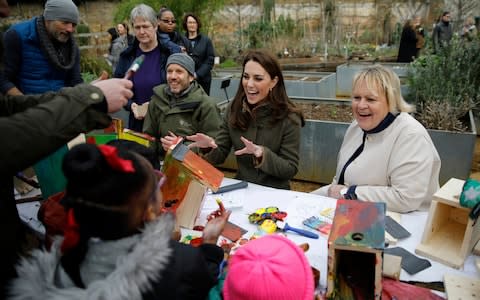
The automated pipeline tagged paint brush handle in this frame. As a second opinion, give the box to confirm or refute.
[284,223,319,239]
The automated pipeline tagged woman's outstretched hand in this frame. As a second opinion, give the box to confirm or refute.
[234,136,263,158]
[186,133,217,149]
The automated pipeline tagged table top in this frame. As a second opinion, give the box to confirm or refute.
[17,177,480,292]
[198,178,480,291]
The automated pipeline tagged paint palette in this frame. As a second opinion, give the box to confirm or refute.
[303,216,332,236]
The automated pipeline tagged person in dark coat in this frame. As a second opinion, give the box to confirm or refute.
[8,143,230,300]
[432,11,453,54]
[187,50,305,190]
[157,7,190,54]
[183,13,215,95]
[0,3,133,297]
[0,78,133,298]
[114,4,175,132]
[397,19,418,63]
[1,0,86,199]
[143,53,222,160]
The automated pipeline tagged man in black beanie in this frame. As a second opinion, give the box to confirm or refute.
[143,53,222,160]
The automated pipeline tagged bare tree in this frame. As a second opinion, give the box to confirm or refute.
[445,0,480,30]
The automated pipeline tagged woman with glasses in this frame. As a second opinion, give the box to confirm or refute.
[157,7,190,54]
[114,4,175,132]
[182,13,215,95]
[9,142,230,299]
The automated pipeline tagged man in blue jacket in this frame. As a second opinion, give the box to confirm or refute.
[1,0,83,199]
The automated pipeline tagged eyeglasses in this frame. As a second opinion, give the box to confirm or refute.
[160,19,176,24]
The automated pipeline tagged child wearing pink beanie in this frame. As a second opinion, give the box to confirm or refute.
[223,234,315,300]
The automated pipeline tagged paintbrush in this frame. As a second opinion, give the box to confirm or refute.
[276,220,319,239]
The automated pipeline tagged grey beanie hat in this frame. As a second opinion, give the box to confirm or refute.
[44,0,79,24]
[167,53,195,76]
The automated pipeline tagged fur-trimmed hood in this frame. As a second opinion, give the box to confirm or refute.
[8,215,175,300]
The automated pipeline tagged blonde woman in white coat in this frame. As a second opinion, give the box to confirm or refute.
[312,65,440,213]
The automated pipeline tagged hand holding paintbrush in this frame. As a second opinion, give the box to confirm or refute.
[203,199,231,244]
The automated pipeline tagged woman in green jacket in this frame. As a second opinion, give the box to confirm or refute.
[187,50,304,189]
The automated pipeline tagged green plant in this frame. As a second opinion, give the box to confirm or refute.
[218,58,238,68]
[75,23,90,46]
[81,72,98,83]
[113,0,224,27]
[80,54,112,78]
[406,37,480,132]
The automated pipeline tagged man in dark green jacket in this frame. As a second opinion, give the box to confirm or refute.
[143,53,221,159]
[0,78,133,296]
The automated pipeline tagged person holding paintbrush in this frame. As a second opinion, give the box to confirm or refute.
[8,143,231,299]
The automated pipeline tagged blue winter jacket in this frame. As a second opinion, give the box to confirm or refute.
[1,17,82,94]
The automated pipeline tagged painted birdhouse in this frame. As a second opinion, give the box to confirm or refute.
[161,139,224,229]
[327,199,386,300]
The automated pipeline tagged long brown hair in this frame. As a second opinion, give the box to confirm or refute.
[229,50,304,131]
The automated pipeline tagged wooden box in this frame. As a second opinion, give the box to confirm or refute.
[161,141,224,229]
[327,199,385,300]
[415,178,480,269]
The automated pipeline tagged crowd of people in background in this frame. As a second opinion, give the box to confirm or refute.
[398,11,478,62]
[1,0,479,299]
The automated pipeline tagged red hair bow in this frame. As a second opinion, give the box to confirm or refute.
[61,209,80,253]
[98,144,135,173]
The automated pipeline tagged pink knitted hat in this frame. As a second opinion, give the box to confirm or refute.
[223,234,315,300]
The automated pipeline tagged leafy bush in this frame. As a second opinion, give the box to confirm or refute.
[76,23,91,46]
[218,58,238,68]
[406,37,480,131]
[80,54,112,78]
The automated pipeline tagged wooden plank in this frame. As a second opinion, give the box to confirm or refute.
[433,178,464,207]
[382,253,402,280]
[175,180,207,229]
[444,273,480,300]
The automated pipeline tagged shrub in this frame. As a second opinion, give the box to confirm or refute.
[218,58,238,68]
[76,23,91,46]
[80,54,112,79]
[406,37,480,131]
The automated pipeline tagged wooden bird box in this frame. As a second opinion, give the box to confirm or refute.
[327,199,385,300]
[415,178,480,269]
[161,140,224,229]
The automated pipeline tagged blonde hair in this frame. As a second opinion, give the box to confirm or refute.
[352,64,415,113]
[465,16,475,26]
